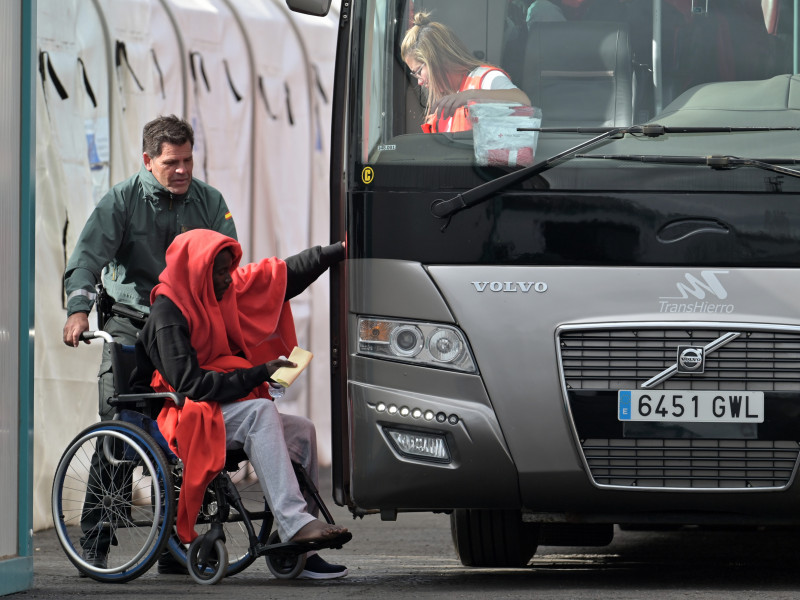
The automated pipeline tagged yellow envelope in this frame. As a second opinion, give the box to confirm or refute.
[271,346,313,388]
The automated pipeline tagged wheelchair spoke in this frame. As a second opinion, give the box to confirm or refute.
[52,422,176,583]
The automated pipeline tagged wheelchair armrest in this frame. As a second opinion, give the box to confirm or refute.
[110,391,185,409]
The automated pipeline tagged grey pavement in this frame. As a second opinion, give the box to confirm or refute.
[21,470,462,599]
[16,468,800,599]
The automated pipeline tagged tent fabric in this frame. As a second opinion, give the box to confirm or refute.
[237,0,315,421]
[275,3,340,461]
[98,0,186,184]
[34,0,339,531]
[34,0,110,533]
[168,0,255,259]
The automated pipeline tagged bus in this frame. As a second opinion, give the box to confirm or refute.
[287,0,800,566]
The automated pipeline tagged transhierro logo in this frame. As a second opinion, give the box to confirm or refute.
[659,270,734,314]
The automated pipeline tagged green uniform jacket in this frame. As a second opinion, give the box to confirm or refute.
[64,165,238,316]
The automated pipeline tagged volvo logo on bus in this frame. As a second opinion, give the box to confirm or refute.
[677,346,705,373]
[471,281,548,293]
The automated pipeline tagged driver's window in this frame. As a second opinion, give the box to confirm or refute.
[361,0,390,162]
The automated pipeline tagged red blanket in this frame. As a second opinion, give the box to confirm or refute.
[151,230,296,543]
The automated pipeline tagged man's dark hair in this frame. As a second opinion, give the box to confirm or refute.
[142,114,194,158]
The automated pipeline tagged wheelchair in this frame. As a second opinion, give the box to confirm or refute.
[51,330,350,584]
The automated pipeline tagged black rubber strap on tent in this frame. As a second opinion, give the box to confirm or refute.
[38,51,68,100]
[115,40,144,92]
[223,59,242,102]
[258,76,278,120]
[313,64,328,104]
[284,82,294,126]
[151,49,166,99]
[77,58,96,108]
[189,51,210,92]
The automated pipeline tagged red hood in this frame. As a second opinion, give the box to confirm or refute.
[151,229,296,366]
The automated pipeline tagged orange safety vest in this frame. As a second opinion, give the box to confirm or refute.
[422,66,504,134]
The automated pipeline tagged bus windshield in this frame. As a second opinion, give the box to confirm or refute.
[356,0,800,193]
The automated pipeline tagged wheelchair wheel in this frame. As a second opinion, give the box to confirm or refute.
[167,458,272,577]
[51,420,175,583]
[187,535,228,585]
[264,530,306,579]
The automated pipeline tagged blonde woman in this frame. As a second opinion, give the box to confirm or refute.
[401,11,530,133]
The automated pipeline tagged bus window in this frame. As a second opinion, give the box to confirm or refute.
[356,0,800,186]
[361,0,390,161]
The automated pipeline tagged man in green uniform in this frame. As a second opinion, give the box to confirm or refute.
[63,114,237,418]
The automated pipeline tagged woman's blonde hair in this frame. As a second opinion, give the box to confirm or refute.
[400,11,484,114]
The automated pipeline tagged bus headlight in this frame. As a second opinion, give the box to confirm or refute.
[428,328,464,363]
[358,317,477,373]
[389,324,424,357]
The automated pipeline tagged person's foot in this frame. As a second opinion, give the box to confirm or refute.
[157,550,188,575]
[290,520,349,545]
[298,554,348,579]
[78,547,107,577]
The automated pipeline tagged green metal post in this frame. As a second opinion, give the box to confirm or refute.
[795,0,799,73]
[1,0,38,594]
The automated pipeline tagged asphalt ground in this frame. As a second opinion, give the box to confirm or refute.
[20,470,460,599]
[17,469,800,599]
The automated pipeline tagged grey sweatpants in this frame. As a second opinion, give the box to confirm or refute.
[221,398,318,541]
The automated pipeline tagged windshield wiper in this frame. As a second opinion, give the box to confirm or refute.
[429,124,800,223]
[528,125,800,135]
[573,154,800,179]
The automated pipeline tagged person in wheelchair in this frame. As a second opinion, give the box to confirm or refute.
[132,228,351,579]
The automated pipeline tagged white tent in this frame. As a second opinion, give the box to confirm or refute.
[35,0,111,532]
[99,0,186,182]
[273,0,340,462]
[167,0,255,257]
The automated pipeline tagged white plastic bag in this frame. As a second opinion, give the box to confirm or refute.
[469,103,542,167]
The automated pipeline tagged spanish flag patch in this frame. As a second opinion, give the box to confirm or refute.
[224,211,232,220]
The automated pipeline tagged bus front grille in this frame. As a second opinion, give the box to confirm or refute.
[560,327,800,391]
[582,438,799,489]
[558,325,800,489]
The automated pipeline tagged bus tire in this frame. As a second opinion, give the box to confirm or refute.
[450,509,539,567]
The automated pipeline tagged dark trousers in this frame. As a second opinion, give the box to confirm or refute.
[80,316,142,553]
[79,439,135,551]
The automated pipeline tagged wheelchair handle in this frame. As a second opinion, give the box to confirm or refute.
[80,330,114,344]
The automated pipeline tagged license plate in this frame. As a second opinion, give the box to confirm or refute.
[618,390,764,423]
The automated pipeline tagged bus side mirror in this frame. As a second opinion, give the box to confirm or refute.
[285,0,332,16]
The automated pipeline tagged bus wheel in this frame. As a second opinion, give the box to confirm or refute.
[450,509,539,567]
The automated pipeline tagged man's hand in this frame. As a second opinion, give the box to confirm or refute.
[63,312,90,347]
[266,357,296,379]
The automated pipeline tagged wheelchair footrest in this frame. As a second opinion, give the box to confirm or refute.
[257,531,352,557]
